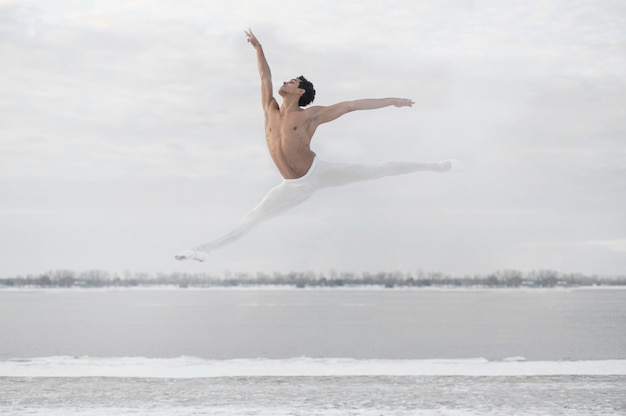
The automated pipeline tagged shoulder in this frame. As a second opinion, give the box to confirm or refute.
[302,105,325,118]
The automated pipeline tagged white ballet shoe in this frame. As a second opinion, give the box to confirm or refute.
[175,250,208,262]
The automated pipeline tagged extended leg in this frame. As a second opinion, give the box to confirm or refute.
[312,159,460,189]
[175,180,314,261]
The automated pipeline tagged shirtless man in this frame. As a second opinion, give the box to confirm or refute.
[175,29,458,261]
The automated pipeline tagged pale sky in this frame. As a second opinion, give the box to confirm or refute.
[1,0,625,278]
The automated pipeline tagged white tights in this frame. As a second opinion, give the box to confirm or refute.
[176,158,454,261]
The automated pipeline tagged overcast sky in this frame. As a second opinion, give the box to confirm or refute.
[1,0,625,278]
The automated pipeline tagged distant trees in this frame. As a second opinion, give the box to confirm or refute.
[0,268,624,289]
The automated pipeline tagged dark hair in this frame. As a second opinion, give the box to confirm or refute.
[297,75,315,107]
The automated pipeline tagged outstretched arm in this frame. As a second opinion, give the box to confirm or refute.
[311,98,414,125]
[245,29,277,111]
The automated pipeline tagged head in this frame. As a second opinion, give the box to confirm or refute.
[279,75,315,107]
[296,75,315,107]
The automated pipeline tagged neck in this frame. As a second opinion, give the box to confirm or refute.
[280,96,301,113]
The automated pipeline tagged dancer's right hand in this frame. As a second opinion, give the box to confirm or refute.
[245,28,260,49]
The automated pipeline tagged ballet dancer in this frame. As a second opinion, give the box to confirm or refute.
[175,29,460,261]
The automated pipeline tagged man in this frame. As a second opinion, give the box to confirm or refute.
[175,29,459,261]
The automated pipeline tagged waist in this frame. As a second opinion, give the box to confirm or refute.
[283,156,318,183]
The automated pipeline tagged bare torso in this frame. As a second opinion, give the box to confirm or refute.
[245,29,414,180]
[265,106,318,179]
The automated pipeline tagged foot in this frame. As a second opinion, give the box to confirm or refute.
[175,250,208,262]
[439,159,464,172]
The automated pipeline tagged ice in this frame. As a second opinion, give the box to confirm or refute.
[2,356,625,378]
[2,372,625,416]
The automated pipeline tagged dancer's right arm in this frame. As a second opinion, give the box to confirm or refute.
[245,29,277,111]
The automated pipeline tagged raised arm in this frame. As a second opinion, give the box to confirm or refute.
[245,29,277,111]
[310,97,415,126]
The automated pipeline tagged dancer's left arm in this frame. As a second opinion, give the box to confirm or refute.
[310,97,414,126]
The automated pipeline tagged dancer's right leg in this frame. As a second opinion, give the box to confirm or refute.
[175,179,314,261]
[312,159,461,189]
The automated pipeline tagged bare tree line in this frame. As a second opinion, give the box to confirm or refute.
[1,269,624,289]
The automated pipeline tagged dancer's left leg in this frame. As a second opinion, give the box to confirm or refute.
[175,178,314,261]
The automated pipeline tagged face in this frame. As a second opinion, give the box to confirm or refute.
[278,78,303,96]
